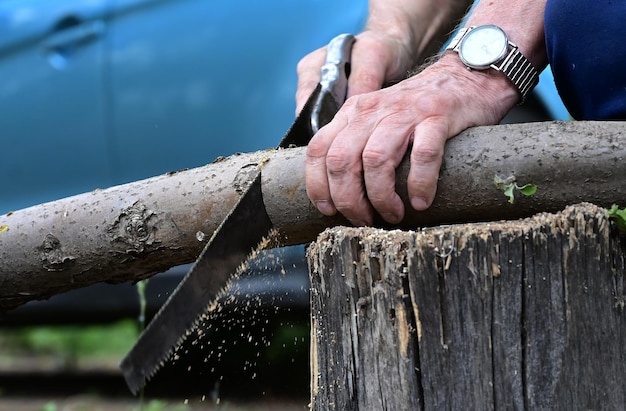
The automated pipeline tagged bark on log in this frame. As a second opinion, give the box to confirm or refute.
[307,203,626,410]
[2,121,626,309]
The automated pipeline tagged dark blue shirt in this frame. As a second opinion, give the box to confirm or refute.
[545,0,626,119]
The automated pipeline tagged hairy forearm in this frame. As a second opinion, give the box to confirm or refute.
[425,0,549,112]
[464,0,548,69]
[366,0,473,62]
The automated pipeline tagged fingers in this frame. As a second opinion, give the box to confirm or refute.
[300,37,463,227]
[307,94,419,227]
[306,94,450,226]
[305,107,375,226]
[296,31,407,114]
[345,40,387,97]
[295,41,387,114]
[296,48,326,114]
[325,119,375,227]
[407,118,448,211]
[361,116,414,224]
[305,119,338,216]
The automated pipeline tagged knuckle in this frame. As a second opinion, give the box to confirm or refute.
[333,198,354,211]
[411,144,443,164]
[325,149,353,175]
[306,136,329,159]
[296,49,325,75]
[361,147,388,170]
[343,94,374,113]
[353,71,381,90]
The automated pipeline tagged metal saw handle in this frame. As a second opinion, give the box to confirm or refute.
[310,33,355,135]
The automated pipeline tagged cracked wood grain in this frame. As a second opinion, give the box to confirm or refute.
[308,203,626,410]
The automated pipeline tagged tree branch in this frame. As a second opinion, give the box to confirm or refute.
[2,121,625,309]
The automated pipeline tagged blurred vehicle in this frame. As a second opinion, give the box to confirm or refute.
[0,0,570,399]
[0,0,371,213]
[0,0,569,216]
[0,0,570,326]
[0,0,369,320]
[0,0,569,333]
[0,0,371,397]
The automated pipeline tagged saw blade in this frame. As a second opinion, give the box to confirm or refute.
[121,85,327,393]
[120,172,272,393]
[120,33,354,394]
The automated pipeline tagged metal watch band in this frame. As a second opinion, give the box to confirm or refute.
[446,26,539,103]
[446,28,469,51]
[492,46,539,102]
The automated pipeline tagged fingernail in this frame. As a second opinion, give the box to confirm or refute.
[411,197,429,210]
[315,200,336,216]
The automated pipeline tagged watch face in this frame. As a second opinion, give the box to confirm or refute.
[459,25,508,69]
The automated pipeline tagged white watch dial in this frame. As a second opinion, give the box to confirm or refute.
[459,25,508,69]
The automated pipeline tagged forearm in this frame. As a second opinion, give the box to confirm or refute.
[366,0,473,62]
[464,0,548,70]
[430,0,548,111]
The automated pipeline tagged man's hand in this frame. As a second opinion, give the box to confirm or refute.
[295,31,415,115]
[298,0,546,227]
[305,55,519,226]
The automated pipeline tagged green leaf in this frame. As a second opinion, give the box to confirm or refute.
[0,225,7,233]
[494,176,538,204]
[607,204,626,230]
[518,183,538,197]
[503,184,515,204]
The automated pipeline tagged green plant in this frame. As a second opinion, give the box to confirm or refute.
[135,279,149,407]
[494,175,537,204]
[606,204,626,230]
[4,320,138,368]
[39,402,58,411]
[136,279,149,330]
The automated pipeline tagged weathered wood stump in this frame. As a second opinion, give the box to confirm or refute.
[308,203,626,410]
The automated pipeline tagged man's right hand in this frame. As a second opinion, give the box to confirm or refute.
[295,31,416,114]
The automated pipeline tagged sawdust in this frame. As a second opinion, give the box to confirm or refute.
[164,230,309,402]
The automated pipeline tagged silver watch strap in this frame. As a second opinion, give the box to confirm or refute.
[492,46,539,102]
[446,26,539,103]
[446,28,469,52]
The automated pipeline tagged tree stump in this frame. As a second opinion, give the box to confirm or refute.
[307,203,626,410]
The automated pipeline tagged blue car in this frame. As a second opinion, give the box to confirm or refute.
[1,0,568,321]
[0,0,369,214]
[0,0,571,400]
[0,0,570,216]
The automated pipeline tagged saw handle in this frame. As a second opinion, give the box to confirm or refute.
[310,33,355,135]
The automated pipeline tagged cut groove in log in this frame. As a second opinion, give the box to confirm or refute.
[308,203,626,410]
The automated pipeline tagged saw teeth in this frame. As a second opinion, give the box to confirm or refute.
[120,226,276,394]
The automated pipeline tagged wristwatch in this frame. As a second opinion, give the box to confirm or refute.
[446,25,539,102]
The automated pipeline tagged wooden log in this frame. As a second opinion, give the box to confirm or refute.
[2,121,626,309]
[308,203,626,410]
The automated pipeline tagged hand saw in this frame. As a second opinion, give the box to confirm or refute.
[120,33,355,394]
